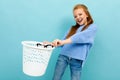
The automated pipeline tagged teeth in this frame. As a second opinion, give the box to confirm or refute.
[78,18,82,23]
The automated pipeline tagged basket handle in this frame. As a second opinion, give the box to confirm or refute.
[36,43,54,48]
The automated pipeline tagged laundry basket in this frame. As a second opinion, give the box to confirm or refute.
[21,41,54,76]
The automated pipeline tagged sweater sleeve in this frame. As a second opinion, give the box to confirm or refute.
[70,24,97,44]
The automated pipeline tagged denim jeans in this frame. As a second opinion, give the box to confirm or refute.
[52,54,83,80]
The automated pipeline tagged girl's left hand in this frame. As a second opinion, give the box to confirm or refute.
[43,41,53,46]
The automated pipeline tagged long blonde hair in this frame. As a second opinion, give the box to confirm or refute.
[66,4,93,39]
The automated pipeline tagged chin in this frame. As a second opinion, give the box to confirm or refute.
[79,23,84,26]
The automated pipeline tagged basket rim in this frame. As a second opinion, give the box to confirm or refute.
[21,41,55,50]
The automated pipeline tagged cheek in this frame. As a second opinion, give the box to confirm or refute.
[82,18,88,24]
[82,14,86,18]
[82,15,88,21]
[84,14,88,19]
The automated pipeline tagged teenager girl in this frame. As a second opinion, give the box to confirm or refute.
[52,4,97,80]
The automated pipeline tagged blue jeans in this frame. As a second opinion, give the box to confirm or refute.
[52,54,83,80]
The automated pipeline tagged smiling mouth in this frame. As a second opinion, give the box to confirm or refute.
[77,18,83,23]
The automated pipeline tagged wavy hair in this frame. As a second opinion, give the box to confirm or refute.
[66,4,93,39]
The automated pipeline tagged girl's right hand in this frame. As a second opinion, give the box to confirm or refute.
[52,38,72,47]
[52,39,64,47]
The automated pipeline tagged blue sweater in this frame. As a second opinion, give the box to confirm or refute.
[60,24,97,60]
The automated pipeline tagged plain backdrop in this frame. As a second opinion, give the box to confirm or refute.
[0,0,120,80]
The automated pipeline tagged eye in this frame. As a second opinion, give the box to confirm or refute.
[74,16,77,18]
[79,13,82,16]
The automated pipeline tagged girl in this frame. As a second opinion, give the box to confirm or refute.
[52,4,97,80]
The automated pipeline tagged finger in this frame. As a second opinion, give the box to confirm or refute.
[43,41,51,44]
[53,41,58,47]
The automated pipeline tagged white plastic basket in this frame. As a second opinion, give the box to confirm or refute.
[21,41,54,76]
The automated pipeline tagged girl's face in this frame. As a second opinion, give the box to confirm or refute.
[73,8,88,26]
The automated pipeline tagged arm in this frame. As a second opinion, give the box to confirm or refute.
[53,24,97,47]
[70,24,97,44]
[52,38,72,47]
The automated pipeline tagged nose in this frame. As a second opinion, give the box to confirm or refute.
[76,16,82,21]
[76,16,79,19]
[75,16,79,20]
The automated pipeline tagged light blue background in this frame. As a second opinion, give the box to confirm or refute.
[0,0,120,80]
